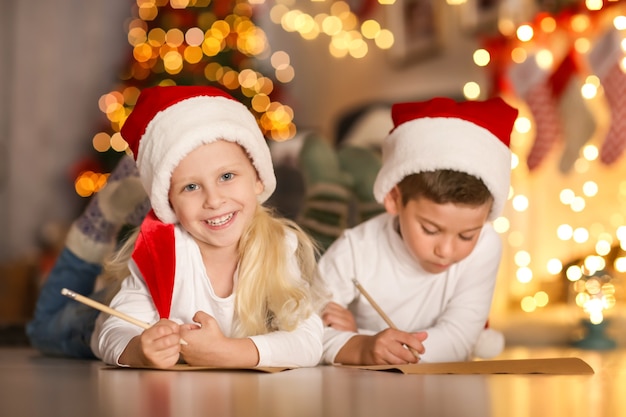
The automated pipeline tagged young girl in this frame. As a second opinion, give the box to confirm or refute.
[87,85,327,369]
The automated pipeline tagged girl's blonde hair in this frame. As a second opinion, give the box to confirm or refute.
[99,229,140,305]
[233,205,327,337]
[100,206,328,337]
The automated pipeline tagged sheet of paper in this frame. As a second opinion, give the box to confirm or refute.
[103,364,291,373]
[340,357,594,375]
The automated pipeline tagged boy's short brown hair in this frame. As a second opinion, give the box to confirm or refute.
[396,169,493,208]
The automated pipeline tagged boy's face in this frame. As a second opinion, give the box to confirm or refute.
[384,186,492,274]
[168,140,264,252]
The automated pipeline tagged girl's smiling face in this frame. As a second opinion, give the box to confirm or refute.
[168,140,263,252]
[384,186,491,273]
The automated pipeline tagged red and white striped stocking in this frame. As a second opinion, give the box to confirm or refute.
[589,27,626,165]
[508,55,561,171]
[597,61,626,165]
[524,80,561,170]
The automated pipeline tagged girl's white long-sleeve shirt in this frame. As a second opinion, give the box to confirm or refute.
[319,213,501,364]
[91,226,323,368]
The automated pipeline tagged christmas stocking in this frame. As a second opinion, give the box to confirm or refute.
[509,54,562,171]
[589,27,626,165]
[554,52,596,174]
[337,145,384,225]
[336,105,391,226]
[295,132,354,253]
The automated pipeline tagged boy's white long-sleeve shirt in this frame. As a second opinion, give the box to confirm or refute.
[91,226,323,368]
[319,213,501,364]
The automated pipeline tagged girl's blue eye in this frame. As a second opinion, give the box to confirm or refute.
[221,172,234,181]
[184,184,199,192]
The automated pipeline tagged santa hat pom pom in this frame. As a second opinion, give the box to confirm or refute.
[473,327,506,359]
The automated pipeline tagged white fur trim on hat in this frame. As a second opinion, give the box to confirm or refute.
[372,117,511,220]
[136,95,276,224]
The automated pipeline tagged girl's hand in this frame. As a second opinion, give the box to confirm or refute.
[119,319,182,368]
[322,302,357,331]
[180,311,259,367]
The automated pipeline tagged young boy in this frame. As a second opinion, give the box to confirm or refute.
[319,96,518,365]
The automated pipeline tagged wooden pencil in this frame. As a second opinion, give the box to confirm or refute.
[351,279,420,359]
[61,288,188,345]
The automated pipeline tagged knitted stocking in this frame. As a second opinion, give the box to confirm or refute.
[66,155,150,263]
[296,133,353,253]
[337,146,384,225]
[597,62,626,165]
[335,105,392,226]
[524,82,561,170]
[589,27,626,165]
[509,55,561,171]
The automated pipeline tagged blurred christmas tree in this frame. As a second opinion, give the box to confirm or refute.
[74,0,295,198]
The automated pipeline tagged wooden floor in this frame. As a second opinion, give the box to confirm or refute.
[0,345,624,417]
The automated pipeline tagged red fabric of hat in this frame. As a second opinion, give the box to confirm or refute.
[132,210,175,319]
[121,85,234,158]
[391,97,516,148]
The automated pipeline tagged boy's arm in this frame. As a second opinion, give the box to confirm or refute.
[323,303,427,365]
[320,219,428,365]
[333,330,426,365]
[322,301,357,330]
[318,234,363,364]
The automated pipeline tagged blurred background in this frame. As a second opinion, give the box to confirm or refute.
[1,0,625,348]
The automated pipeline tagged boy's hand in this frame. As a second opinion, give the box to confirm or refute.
[119,319,182,368]
[322,302,357,331]
[335,329,428,365]
[365,329,427,364]
[180,311,259,367]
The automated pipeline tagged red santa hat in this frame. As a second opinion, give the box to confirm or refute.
[121,85,276,224]
[373,97,518,220]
